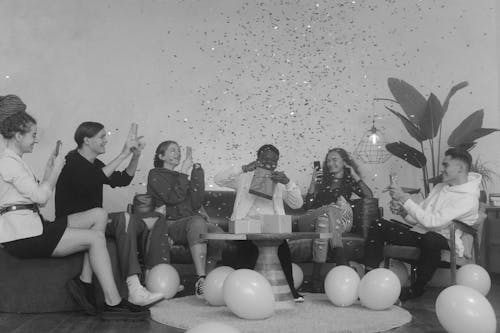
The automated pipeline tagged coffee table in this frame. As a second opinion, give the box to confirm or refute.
[202,232,332,309]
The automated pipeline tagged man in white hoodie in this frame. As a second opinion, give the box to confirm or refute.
[363,148,480,300]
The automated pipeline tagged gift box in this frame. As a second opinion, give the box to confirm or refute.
[229,219,262,234]
[261,215,292,233]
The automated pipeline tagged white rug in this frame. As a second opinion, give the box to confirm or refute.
[151,293,412,333]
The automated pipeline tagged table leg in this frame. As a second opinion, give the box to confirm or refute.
[253,239,295,310]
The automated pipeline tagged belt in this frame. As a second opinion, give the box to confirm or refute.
[0,204,39,215]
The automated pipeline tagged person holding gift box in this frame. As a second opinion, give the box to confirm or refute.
[147,141,225,300]
[214,144,305,302]
[297,148,373,293]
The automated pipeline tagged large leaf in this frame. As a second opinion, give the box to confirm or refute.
[457,128,499,144]
[386,141,427,168]
[386,107,426,142]
[447,110,484,146]
[387,78,427,125]
[442,81,468,113]
[419,93,444,139]
[455,142,477,151]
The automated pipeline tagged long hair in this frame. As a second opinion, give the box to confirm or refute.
[321,148,361,186]
[153,140,177,167]
[74,122,104,148]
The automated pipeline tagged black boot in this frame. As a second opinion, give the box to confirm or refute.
[310,262,324,293]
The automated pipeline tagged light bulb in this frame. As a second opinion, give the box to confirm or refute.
[369,133,379,144]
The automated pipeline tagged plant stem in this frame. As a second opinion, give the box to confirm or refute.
[429,138,436,178]
[437,124,442,177]
[420,141,430,196]
[373,98,399,104]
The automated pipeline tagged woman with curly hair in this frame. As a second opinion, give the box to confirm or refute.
[296,148,373,292]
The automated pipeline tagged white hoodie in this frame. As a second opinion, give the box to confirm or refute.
[403,172,481,257]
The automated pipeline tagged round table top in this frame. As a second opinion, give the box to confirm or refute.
[201,232,332,241]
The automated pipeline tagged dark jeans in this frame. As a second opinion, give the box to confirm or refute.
[364,219,449,289]
[106,212,148,280]
[234,240,300,298]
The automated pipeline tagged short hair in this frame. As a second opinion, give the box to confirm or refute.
[74,122,104,148]
[153,140,178,167]
[0,112,37,139]
[257,144,280,158]
[445,148,472,171]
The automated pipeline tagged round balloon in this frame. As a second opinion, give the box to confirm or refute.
[324,265,360,307]
[292,263,304,289]
[379,259,409,287]
[186,322,241,333]
[223,269,275,320]
[145,264,180,299]
[358,268,401,310]
[456,264,491,296]
[436,285,496,333]
[204,266,235,306]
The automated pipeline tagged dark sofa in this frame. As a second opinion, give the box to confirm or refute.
[0,190,378,313]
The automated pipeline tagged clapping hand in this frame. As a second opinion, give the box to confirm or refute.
[180,146,193,174]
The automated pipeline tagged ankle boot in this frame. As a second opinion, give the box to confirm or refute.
[310,262,324,293]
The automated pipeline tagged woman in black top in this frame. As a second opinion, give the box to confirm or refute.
[296,148,372,292]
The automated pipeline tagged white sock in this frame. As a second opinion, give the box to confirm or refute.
[126,274,142,293]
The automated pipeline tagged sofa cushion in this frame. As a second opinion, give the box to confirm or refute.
[0,240,125,313]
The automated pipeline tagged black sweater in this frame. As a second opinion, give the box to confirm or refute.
[55,150,133,218]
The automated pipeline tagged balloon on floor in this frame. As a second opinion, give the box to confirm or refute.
[145,264,181,299]
[456,264,491,296]
[223,269,275,320]
[436,285,496,333]
[379,259,409,287]
[204,266,235,306]
[358,268,401,310]
[186,321,241,333]
[324,265,360,307]
[292,263,304,289]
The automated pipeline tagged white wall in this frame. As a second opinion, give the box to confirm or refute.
[0,0,498,219]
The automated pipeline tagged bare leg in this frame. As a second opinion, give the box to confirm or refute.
[67,208,108,283]
[52,228,121,305]
[189,243,207,276]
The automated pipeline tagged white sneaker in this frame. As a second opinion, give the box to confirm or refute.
[128,286,164,307]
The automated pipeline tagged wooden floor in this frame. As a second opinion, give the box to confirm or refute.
[1,274,499,333]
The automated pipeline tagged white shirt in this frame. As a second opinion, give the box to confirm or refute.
[214,165,303,221]
[0,148,52,243]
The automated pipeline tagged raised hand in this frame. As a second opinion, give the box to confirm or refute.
[270,171,290,185]
[180,146,193,174]
[242,160,258,173]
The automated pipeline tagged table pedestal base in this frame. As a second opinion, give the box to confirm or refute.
[253,239,295,310]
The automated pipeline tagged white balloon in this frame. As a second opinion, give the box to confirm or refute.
[436,285,496,333]
[292,263,304,289]
[223,269,275,320]
[186,322,241,333]
[358,268,401,310]
[204,266,235,306]
[324,266,360,307]
[456,264,491,296]
[379,259,409,287]
[145,264,180,299]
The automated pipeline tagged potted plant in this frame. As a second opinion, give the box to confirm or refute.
[380,78,499,195]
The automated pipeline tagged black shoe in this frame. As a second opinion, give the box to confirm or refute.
[294,294,305,303]
[399,286,425,301]
[67,277,97,315]
[101,299,150,321]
